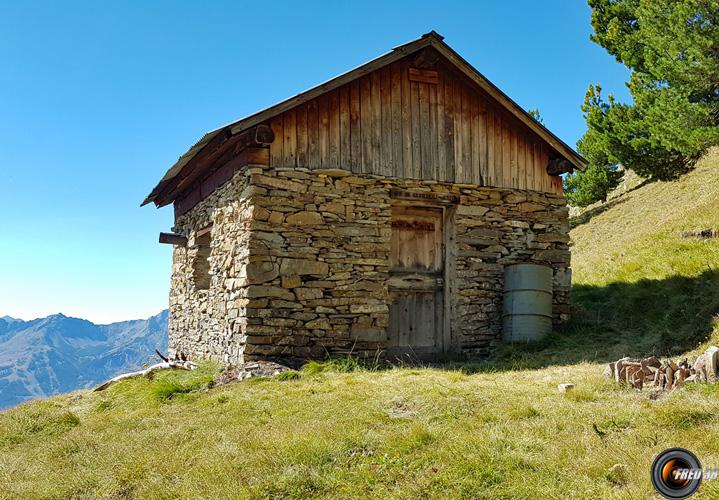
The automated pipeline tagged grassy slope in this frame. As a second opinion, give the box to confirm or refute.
[2,151,719,499]
[570,148,719,359]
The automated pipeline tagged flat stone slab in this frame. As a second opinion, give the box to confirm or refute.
[213,361,294,386]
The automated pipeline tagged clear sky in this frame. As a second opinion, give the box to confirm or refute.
[0,1,630,324]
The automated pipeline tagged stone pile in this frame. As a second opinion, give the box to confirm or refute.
[604,346,719,391]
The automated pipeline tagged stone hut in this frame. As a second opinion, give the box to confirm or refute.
[143,32,586,364]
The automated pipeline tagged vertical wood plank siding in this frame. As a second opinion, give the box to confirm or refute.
[268,58,561,194]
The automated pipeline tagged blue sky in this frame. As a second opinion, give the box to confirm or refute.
[0,1,630,323]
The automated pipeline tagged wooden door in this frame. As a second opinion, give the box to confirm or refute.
[388,206,445,357]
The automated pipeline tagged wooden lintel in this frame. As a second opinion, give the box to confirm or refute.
[196,225,213,238]
[389,188,459,205]
[408,67,439,84]
[159,232,188,246]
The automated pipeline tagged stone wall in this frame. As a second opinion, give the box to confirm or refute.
[452,187,570,355]
[168,164,570,364]
[169,170,253,363]
[242,167,392,360]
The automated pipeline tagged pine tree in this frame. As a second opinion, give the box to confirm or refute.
[581,0,719,181]
[564,164,623,207]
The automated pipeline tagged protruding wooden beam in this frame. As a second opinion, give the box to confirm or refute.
[547,158,573,176]
[239,124,275,148]
[159,232,188,246]
[196,225,212,238]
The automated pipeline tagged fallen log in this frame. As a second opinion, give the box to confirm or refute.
[693,354,708,382]
[94,360,196,392]
[612,357,640,383]
[666,365,675,388]
[625,364,642,389]
[675,368,688,388]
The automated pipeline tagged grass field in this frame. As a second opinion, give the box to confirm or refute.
[1,150,719,499]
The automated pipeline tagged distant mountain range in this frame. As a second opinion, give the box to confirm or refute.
[0,310,168,409]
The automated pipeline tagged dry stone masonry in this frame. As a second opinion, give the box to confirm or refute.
[168,164,571,365]
[144,33,585,366]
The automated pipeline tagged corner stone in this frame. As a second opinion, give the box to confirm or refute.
[285,211,324,225]
[245,261,279,284]
[534,249,570,263]
[457,205,490,217]
[280,258,329,276]
[246,285,295,301]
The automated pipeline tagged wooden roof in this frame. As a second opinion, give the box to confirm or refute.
[143,31,586,208]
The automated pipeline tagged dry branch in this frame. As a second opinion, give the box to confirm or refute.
[94,360,196,392]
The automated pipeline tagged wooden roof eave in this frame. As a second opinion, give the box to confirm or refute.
[141,135,220,206]
[142,31,586,208]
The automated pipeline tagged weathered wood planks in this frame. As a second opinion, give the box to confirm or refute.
[267,58,562,194]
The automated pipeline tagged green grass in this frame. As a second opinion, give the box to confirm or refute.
[2,364,718,498]
[2,149,719,498]
[149,362,217,401]
[301,355,367,375]
[556,148,719,362]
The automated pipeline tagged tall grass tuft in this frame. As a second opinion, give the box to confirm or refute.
[149,362,217,402]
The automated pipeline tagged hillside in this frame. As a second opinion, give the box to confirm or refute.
[0,311,168,409]
[569,148,719,359]
[2,152,719,498]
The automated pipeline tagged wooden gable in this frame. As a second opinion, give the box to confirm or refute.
[266,47,562,194]
[143,32,584,211]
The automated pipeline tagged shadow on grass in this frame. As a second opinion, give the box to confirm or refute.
[569,197,628,229]
[569,177,652,229]
[440,269,719,373]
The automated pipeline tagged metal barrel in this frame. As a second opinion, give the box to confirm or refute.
[502,263,553,343]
